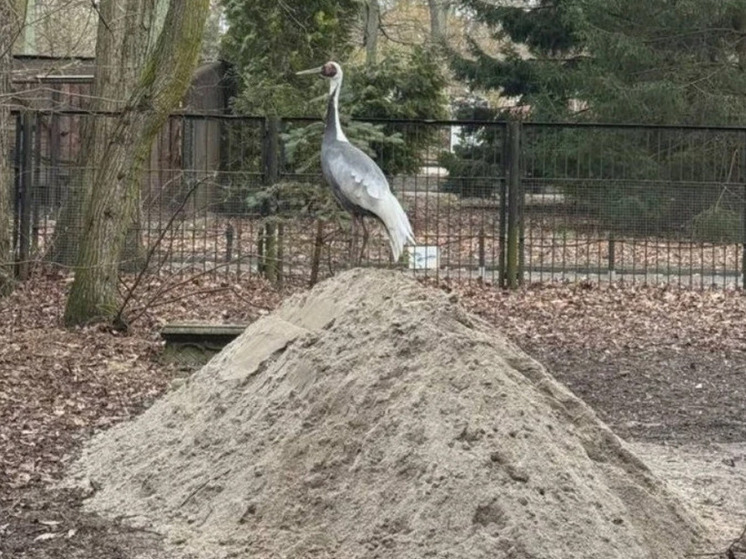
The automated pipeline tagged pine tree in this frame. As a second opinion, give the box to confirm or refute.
[445,0,746,236]
[451,0,583,120]
[221,0,360,115]
[451,0,746,125]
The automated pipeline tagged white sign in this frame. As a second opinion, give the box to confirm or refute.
[407,246,439,270]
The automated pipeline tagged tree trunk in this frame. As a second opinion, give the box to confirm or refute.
[732,7,746,70]
[364,0,379,66]
[17,0,35,53]
[427,0,448,46]
[49,0,162,266]
[0,39,14,296]
[64,0,209,326]
[0,0,28,296]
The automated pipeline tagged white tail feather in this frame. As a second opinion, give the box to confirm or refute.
[377,194,416,262]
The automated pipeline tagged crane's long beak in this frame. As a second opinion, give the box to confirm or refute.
[296,66,323,76]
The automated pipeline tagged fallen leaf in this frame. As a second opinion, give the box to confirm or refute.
[33,532,58,542]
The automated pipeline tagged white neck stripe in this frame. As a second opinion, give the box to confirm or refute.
[330,80,348,143]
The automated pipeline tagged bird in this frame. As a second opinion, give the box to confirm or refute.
[296,61,416,262]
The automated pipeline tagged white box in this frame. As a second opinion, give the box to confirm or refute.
[407,246,439,270]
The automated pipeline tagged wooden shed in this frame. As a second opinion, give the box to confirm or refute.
[11,56,235,214]
[12,54,95,110]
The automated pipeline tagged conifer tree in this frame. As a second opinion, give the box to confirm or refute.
[445,0,746,237]
[451,0,746,124]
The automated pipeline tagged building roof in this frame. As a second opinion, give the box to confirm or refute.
[12,54,96,84]
[11,55,231,113]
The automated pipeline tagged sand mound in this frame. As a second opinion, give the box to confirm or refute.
[68,269,713,558]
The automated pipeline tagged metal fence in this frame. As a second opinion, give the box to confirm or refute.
[10,110,746,288]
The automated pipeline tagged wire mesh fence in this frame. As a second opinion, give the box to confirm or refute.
[522,123,746,287]
[10,110,746,289]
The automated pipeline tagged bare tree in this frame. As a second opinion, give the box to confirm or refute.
[201,0,224,62]
[26,0,97,56]
[16,0,34,53]
[63,0,209,326]
[0,0,28,295]
[375,0,454,49]
[364,0,380,65]
[49,0,165,265]
[427,0,448,45]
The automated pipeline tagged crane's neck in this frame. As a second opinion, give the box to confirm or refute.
[325,80,348,143]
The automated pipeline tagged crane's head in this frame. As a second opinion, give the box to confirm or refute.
[296,61,343,95]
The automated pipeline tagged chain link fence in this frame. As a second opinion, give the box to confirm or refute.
[10,110,746,288]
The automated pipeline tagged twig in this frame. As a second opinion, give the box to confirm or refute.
[378,21,419,47]
[114,175,209,326]
[179,468,232,508]
[90,0,111,32]
[729,523,746,553]
[229,286,275,310]
[131,286,230,313]
[124,252,264,323]
[685,522,746,558]
[111,514,163,536]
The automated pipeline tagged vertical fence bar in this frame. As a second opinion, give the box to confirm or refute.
[15,112,34,280]
[31,113,42,252]
[506,120,521,289]
[498,125,508,288]
[261,116,280,284]
[49,100,61,250]
[517,148,525,286]
[12,112,21,265]
[741,130,746,289]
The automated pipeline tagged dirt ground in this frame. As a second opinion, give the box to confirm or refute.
[1,270,746,558]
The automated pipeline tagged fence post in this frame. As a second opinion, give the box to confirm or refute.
[506,120,522,289]
[15,112,35,281]
[742,183,745,288]
[261,116,281,284]
[517,153,525,286]
[742,132,746,290]
[498,127,508,288]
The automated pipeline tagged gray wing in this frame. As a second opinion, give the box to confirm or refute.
[324,143,390,206]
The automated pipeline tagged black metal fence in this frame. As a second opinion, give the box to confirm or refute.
[10,110,746,288]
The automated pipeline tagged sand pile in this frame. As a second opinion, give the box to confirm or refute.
[68,269,713,558]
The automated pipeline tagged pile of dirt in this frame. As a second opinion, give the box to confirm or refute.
[67,269,714,558]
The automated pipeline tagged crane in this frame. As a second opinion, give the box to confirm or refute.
[296,61,416,262]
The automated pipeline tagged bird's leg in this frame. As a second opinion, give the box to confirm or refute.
[359,218,369,264]
[348,216,358,266]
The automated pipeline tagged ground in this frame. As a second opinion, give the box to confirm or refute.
[1,270,745,557]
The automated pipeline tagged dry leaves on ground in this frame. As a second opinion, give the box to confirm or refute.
[435,279,746,441]
[0,270,284,493]
[2,269,746,557]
